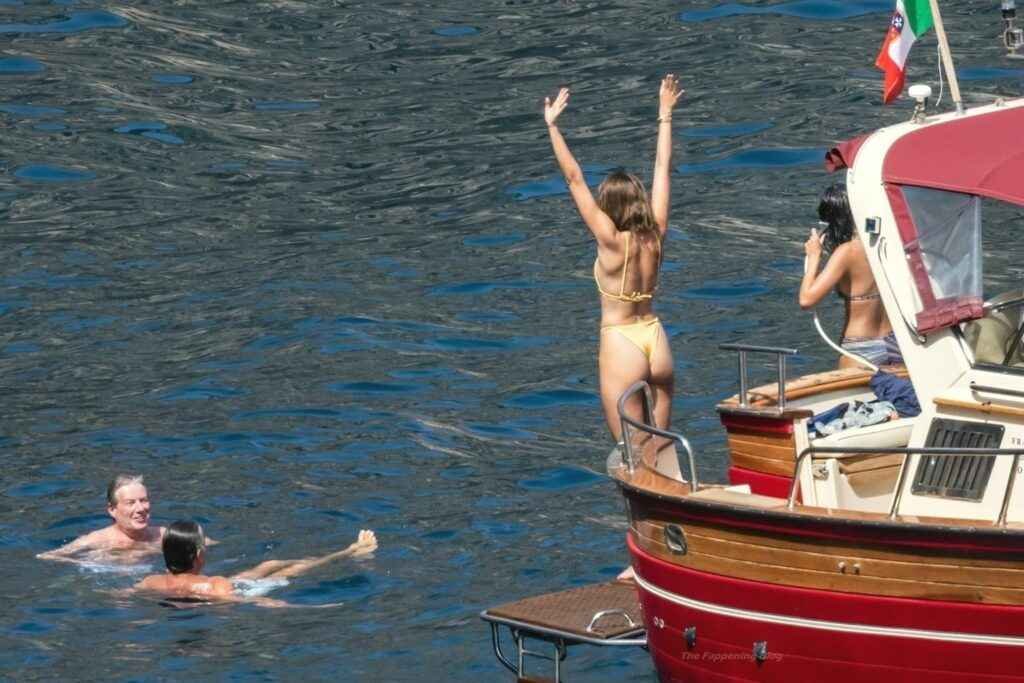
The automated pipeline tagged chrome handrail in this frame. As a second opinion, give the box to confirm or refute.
[587,609,637,634]
[616,381,698,489]
[718,343,798,410]
[983,293,1024,313]
[787,445,1024,526]
[970,381,1024,400]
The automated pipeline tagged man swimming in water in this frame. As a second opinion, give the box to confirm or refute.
[37,474,166,564]
[134,520,377,606]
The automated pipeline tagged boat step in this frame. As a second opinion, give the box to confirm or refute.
[481,580,646,682]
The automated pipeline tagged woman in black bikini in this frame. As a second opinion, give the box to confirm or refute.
[543,75,683,441]
[799,184,903,367]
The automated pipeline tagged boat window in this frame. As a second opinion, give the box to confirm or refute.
[903,186,982,304]
[960,199,1024,370]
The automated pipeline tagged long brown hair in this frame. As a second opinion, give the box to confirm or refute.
[596,170,659,243]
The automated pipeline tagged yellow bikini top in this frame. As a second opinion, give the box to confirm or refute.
[594,231,660,303]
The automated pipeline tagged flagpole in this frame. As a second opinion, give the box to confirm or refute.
[928,0,964,113]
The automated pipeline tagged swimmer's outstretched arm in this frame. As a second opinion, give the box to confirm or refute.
[38,526,166,563]
[651,74,683,238]
[36,530,104,562]
[231,529,378,581]
[544,88,617,248]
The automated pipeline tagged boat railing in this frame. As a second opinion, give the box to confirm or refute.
[789,445,1024,526]
[616,381,698,489]
[719,343,799,411]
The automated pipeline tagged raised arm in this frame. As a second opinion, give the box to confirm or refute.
[799,232,851,309]
[544,88,617,246]
[651,74,683,237]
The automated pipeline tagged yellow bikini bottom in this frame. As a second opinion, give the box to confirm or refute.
[601,317,662,362]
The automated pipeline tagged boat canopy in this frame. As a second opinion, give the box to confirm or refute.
[828,105,1024,334]
[823,134,867,173]
[883,106,1024,206]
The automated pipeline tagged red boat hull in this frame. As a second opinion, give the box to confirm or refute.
[628,534,1024,682]
[727,465,791,499]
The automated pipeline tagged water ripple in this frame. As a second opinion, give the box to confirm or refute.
[506,164,614,200]
[433,26,479,37]
[328,381,425,395]
[679,147,823,174]
[0,10,128,34]
[0,104,64,117]
[503,388,598,409]
[519,466,604,490]
[13,164,95,182]
[0,56,44,73]
[680,0,890,22]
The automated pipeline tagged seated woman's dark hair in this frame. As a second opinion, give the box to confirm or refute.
[163,520,205,574]
[817,183,855,253]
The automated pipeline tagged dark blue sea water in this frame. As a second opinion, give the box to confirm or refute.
[2,1,1020,680]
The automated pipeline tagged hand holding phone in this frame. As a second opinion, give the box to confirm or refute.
[805,227,823,258]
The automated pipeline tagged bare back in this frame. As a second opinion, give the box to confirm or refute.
[595,230,662,325]
[137,573,234,599]
[835,239,892,339]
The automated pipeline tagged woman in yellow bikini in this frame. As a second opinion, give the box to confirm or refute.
[544,75,683,441]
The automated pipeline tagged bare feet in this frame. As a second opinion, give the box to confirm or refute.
[350,529,377,557]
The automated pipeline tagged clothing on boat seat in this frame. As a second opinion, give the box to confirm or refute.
[811,399,897,437]
[602,317,663,362]
[594,231,661,303]
[869,370,920,417]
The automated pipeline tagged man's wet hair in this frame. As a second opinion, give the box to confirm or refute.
[106,474,144,507]
[163,520,205,574]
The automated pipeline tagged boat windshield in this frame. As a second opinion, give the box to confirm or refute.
[899,186,983,334]
[903,186,982,305]
[958,197,1024,370]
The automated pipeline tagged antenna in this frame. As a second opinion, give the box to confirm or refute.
[1002,0,1024,58]
[908,84,932,123]
[927,0,963,113]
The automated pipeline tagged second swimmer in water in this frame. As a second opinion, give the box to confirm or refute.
[544,74,684,441]
[134,521,377,607]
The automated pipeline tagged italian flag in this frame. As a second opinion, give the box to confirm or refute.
[875,0,934,103]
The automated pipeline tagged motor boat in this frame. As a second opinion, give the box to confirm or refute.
[483,97,1024,682]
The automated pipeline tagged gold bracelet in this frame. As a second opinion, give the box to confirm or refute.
[658,116,672,124]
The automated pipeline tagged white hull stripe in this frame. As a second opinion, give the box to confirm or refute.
[634,573,1024,647]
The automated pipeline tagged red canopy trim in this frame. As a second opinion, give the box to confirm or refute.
[883,106,1024,207]
[916,297,984,335]
[824,134,869,173]
[885,184,983,335]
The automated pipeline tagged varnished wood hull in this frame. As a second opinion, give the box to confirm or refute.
[619,486,1024,681]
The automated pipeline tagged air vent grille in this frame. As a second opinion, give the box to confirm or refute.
[911,418,1004,501]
